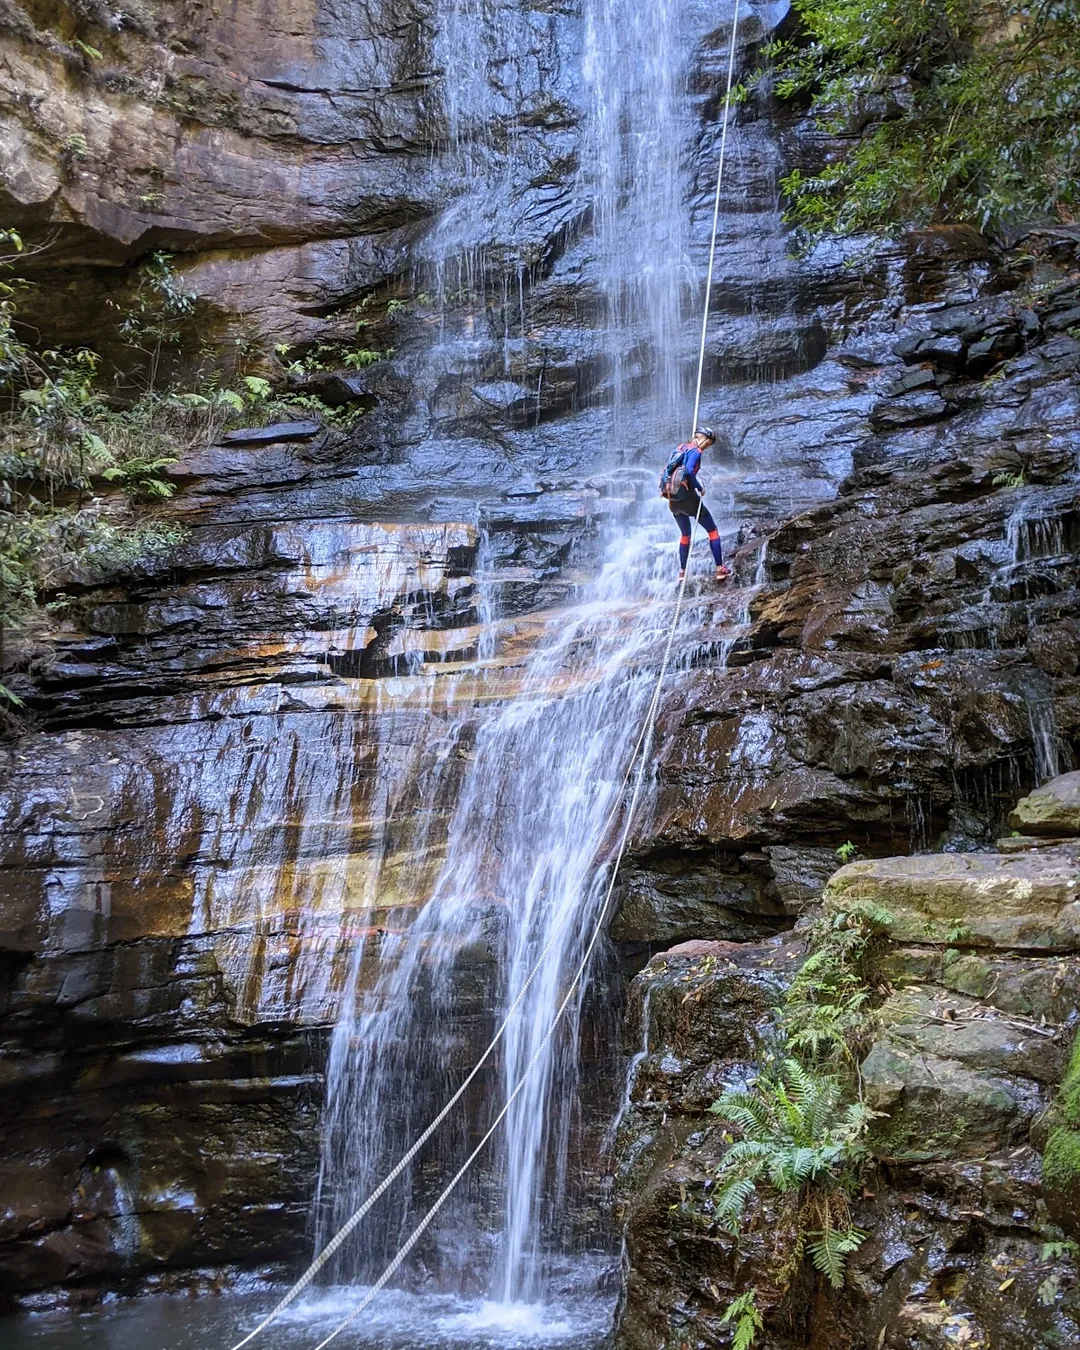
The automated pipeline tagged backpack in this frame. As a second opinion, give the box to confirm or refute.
[659,449,688,500]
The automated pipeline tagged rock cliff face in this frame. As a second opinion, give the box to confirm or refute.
[1,0,1079,1337]
[613,775,1080,1350]
[624,244,1080,946]
[611,238,1080,1350]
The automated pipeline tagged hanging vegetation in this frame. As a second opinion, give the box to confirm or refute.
[753,0,1080,238]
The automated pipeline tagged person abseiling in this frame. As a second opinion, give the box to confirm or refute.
[659,426,731,582]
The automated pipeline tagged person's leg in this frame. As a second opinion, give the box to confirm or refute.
[673,513,691,573]
[695,503,726,569]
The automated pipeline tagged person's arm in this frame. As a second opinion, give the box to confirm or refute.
[683,448,703,495]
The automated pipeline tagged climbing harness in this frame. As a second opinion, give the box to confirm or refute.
[227,5,740,1346]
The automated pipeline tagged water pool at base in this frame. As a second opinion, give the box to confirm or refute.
[4,1287,615,1350]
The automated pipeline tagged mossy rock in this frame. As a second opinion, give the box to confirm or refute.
[824,847,1080,951]
[862,1041,1030,1162]
[1044,1029,1080,1235]
[1010,771,1080,837]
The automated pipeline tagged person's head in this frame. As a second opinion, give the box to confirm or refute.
[693,426,717,451]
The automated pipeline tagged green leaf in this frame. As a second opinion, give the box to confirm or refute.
[83,432,110,458]
[721,1291,763,1350]
[806,1226,865,1288]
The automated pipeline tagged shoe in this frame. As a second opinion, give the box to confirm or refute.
[715,565,732,582]
[678,570,686,581]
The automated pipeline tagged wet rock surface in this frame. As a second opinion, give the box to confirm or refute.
[607,170,1080,1350]
[613,781,1080,1350]
[1,0,1079,1335]
[621,244,1080,951]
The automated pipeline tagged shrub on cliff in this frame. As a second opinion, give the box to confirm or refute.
[757,0,1079,238]
[710,1060,873,1288]
[707,902,892,1341]
[0,238,195,704]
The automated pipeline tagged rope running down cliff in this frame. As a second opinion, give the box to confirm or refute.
[228,7,741,1347]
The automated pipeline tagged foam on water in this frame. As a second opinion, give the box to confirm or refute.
[5,1288,610,1350]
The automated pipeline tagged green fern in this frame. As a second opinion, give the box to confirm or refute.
[709,1061,872,1295]
[720,1290,763,1350]
[781,903,891,1065]
[807,1218,866,1289]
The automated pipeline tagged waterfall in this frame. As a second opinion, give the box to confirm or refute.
[314,0,730,1317]
[582,0,690,434]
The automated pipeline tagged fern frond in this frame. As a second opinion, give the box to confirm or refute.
[806,1225,865,1288]
[715,1098,771,1138]
[715,1174,758,1232]
[720,1290,764,1350]
[782,1059,816,1104]
[725,1141,773,1167]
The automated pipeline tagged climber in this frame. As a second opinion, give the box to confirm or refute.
[659,427,731,582]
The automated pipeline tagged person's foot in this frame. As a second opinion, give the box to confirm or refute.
[678,570,686,581]
[715,565,732,582]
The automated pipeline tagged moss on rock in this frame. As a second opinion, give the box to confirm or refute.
[1043,1029,1080,1234]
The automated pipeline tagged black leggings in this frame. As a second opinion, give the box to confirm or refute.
[672,503,723,570]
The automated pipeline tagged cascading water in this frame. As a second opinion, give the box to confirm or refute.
[313,0,740,1325]
[582,0,691,435]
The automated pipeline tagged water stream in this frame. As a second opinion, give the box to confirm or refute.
[314,0,716,1317]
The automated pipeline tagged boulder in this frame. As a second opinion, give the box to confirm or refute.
[862,1040,1034,1161]
[823,846,1080,950]
[1009,770,1080,836]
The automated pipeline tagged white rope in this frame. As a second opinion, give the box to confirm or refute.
[310,549,700,1350]
[691,0,740,439]
[228,8,741,1346]
[227,700,655,1350]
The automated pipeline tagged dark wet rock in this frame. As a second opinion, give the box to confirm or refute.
[966,327,1024,376]
[886,367,941,397]
[869,389,951,430]
[610,859,789,950]
[611,938,800,1348]
[896,332,966,372]
[286,372,379,409]
[218,421,324,445]
[1045,305,1080,334]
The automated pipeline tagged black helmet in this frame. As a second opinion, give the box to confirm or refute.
[696,426,717,445]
